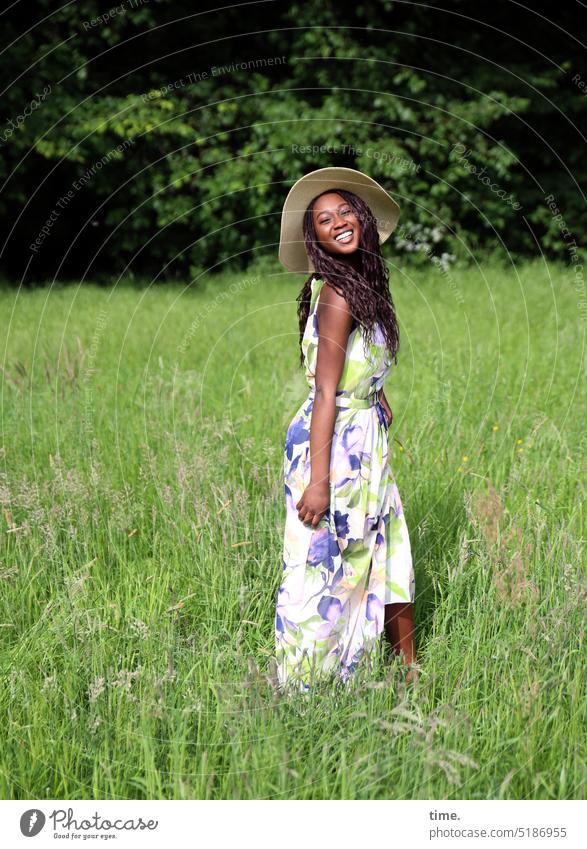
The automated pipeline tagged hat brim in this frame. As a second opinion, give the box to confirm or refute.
[278,167,401,273]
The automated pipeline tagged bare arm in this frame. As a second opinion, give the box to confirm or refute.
[296,281,354,527]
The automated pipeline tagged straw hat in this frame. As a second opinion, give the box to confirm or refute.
[278,166,401,272]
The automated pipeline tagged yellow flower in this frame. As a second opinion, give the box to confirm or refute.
[399,445,404,452]
[492,425,499,432]
[462,455,469,462]
[517,447,524,454]
[516,438,523,444]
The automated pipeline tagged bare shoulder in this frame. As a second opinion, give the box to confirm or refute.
[317,278,354,336]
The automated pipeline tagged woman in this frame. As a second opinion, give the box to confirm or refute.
[275,167,416,694]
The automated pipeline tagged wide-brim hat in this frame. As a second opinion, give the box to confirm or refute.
[278,166,401,273]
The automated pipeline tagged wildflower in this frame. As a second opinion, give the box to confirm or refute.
[129,618,149,639]
[516,438,523,444]
[88,715,102,733]
[492,425,499,432]
[109,666,142,690]
[88,676,105,703]
[462,455,469,463]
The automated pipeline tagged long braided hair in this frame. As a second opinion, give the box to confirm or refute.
[296,188,400,368]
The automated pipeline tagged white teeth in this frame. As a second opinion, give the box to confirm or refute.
[335,230,353,241]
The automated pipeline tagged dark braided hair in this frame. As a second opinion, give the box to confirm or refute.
[296,188,400,368]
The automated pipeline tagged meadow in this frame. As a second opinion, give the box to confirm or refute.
[0,258,584,799]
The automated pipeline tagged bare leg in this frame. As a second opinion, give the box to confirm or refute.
[384,602,417,682]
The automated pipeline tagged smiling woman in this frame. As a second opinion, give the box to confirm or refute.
[314,195,361,250]
[275,167,416,694]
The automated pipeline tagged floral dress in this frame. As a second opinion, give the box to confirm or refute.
[275,274,415,693]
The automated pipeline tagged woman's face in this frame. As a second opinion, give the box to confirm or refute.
[311,192,361,258]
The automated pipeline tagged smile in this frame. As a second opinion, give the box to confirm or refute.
[334,230,354,243]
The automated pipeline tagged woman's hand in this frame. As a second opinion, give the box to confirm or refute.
[296,480,330,527]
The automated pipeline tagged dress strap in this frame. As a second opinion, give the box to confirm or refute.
[309,274,324,312]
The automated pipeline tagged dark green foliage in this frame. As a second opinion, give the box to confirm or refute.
[0,0,584,282]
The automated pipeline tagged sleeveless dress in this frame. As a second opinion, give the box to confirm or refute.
[275,274,415,693]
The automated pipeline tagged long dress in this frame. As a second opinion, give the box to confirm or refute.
[275,274,416,693]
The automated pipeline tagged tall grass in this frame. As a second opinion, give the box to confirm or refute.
[0,259,584,799]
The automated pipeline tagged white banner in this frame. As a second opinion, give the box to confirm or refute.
[1,799,584,847]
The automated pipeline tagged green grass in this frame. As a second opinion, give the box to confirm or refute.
[0,258,585,799]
